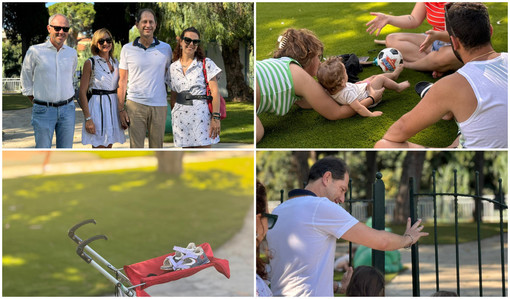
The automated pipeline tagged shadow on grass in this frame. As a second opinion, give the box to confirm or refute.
[3,157,253,296]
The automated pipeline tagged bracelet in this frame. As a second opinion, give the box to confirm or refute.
[212,115,221,120]
[85,116,92,121]
[404,233,414,249]
[367,95,375,105]
[212,112,221,117]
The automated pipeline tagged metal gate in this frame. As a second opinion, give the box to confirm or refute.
[409,170,507,296]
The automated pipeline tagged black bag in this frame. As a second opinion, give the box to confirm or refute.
[338,53,363,83]
[86,57,95,101]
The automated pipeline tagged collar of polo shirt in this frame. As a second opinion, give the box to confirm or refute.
[133,37,161,50]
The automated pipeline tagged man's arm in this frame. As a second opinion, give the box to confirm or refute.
[20,47,35,103]
[117,68,129,128]
[376,76,456,147]
[342,218,428,251]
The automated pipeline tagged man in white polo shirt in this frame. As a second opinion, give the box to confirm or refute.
[21,13,78,148]
[117,8,172,148]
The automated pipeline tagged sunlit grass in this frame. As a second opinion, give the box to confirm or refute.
[3,156,254,296]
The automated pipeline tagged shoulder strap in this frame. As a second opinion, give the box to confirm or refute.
[89,57,95,71]
[202,58,211,96]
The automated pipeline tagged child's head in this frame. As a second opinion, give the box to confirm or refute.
[273,28,323,72]
[431,290,459,297]
[346,266,385,296]
[317,56,348,95]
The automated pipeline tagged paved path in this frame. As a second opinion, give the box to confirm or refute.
[3,152,255,296]
[2,105,253,148]
[385,235,508,297]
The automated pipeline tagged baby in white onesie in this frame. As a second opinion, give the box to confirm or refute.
[317,56,410,117]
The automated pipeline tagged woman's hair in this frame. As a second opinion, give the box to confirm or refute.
[172,26,206,63]
[432,290,459,297]
[317,56,346,94]
[90,28,115,58]
[256,180,269,280]
[273,28,323,69]
[346,266,385,296]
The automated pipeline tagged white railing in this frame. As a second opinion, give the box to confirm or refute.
[268,195,508,224]
[3,78,21,93]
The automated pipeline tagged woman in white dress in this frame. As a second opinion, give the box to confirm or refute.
[79,28,126,148]
[169,27,222,148]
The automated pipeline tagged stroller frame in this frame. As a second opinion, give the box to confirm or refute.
[68,219,141,297]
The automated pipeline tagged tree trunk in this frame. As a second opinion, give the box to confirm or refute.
[155,152,184,175]
[473,151,484,223]
[221,41,253,102]
[291,151,310,188]
[393,152,426,224]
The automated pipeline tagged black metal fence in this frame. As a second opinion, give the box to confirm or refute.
[409,170,507,297]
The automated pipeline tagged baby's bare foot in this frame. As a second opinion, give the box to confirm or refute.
[397,80,410,92]
[393,64,405,78]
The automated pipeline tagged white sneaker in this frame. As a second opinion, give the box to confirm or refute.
[161,242,210,271]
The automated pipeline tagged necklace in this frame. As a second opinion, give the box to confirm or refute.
[97,56,113,74]
[468,50,496,63]
[181,59,193,68]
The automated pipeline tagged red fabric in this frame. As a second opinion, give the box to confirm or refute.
[124,243,230,297]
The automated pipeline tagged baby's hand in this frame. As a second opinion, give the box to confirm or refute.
[370,111,383,117]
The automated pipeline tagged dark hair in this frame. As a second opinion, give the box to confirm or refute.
[273,28,323,69]
[346,266,385,296]
[136,8,157,24]
[432,290,459,297]
[256,180,269,280]
[445,2,491,50]
[172,27,206,63]
[308,156,349,183]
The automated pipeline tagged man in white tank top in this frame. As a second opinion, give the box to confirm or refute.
[375,3,507,149]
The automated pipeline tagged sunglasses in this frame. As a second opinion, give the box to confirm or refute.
[50,25,70,33]
[98,38,113,45]
[183,36,201,46]
[262,212,278,229]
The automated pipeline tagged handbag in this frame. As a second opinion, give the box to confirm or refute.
[86,57,95,101]
[202,58,226,120]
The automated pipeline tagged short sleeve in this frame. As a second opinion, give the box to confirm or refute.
[119,45,128,70]
[205,58,222,81]
[338,86,358,105]
[313,199,359,239]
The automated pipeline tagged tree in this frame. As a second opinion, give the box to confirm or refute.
[48,2,95,48]
[291,151,310,188]
[93,3,138,45]
[2,3,49,58]
[393,152,426,224]
[155,152,184,175]
[158,3,254,102]
[2,39,22,77]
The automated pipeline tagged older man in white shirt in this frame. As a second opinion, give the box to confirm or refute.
[21,13,78,148]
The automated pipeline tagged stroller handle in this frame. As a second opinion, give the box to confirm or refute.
[68,219,96,244]
[77,234,108,263]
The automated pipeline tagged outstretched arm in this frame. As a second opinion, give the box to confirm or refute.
[366,2,427,35]
[342,217,429,251]
[291,65,372,120]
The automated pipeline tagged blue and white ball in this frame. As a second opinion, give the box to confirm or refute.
[377,48,403,72]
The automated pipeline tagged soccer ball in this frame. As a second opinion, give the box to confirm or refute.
[377,48,403,72]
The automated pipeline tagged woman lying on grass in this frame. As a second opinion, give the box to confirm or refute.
[317,56,410,118]
[256,28,382,143]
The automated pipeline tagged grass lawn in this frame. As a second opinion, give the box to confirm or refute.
[164,101,254,144]
[256,2,508,148]
[2,93,32,110]
[3,156,253,296]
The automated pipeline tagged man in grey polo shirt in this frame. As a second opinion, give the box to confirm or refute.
[21,13,78,148]
[118,8,172,148]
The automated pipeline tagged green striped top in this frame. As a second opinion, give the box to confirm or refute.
[256,57,302,116]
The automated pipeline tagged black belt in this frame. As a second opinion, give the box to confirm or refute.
[175,92,212,106]
[91,89,117,95]
[33,97,73,107]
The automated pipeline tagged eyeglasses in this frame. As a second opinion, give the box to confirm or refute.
[262,212,278,229]
[444,2,456,37]
[98,38,113,45]
[50,25,70,33]
[183,36,201,46]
